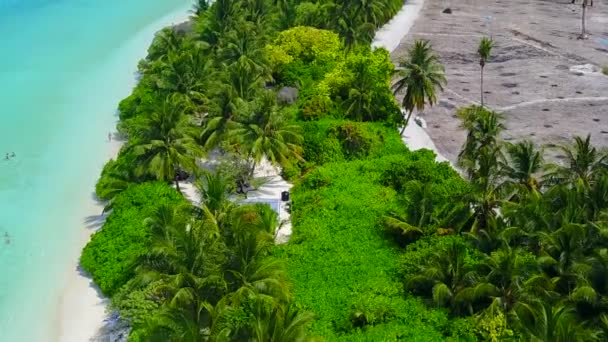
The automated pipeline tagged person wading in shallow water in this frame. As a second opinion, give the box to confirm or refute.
[4,232,10,245]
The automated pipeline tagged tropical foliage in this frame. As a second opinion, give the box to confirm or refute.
[392,40,446,131]
[84,0,608,340]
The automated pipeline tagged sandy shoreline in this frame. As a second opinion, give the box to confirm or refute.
[55,6,192,342]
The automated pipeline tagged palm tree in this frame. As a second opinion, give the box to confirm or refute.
[146,27,184,64]
[250,303,316,342]
[407,239,478,313]
[456,107,507,232]
[392,40,446,133]
[250,203,281,237]
[200,0,240,47]
[192,0,210,16]
[332,5,376,49]
[537,223,590,294]
[231,92,303,175]
[342,0,386,28]
[513,300,594,341]
[197,171,236,233]
[473,247,541,313]
[343,59,375,121]
[217,23,269,76]
[131,95,203,192]
[149,45,211,109]
[224,228,291,305]
[544,135,607,188]
[383,180,473,244]
[457,106,505,179]
[223,59,266,101]
[477,37,494,107]
[573,0,593,39]
[131,203,227,340]
[501,140,544,195]
[200,84,243,151]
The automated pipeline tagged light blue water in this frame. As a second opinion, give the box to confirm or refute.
[0,1,190,340]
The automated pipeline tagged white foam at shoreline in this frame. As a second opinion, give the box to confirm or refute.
[55,4,192,342]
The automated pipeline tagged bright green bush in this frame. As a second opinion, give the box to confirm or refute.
[117,77,156,122]
[318,48,401,122]
[266,26,342,70]
[379,153,462,191]
[95,150,147,201]
[278,155,476,340]
[298,119,407,166]
[81,182,186,295]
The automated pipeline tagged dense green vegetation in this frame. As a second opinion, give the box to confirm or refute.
[82,182,187,295]
[402,106,608,340]
[279,152,474,340]
[81,0,608,340]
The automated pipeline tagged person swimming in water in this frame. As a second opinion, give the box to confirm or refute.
[5,153,9,160]
[11,152,15,158]
[4,232,10,245]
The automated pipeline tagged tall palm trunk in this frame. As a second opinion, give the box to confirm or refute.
[581,0,587,38]
[400,109,414,135]
[175,178,181,193]
[480,65,485,107]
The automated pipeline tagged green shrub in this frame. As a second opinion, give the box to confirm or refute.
[399,235,482,281]
[81,182,186,295]
[603,65,608,76]
[318,47,401,123]
[266,26,342,70]
[117,77,156,122]
[379,154,461,191]
[95,150,146,201]
[298,119,407,167]
[278,156,475,340]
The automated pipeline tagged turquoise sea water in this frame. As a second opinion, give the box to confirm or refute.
[0,1,190,340]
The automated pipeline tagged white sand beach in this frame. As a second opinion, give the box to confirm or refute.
[55,7,192,342]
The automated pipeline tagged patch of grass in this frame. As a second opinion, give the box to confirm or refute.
[602,65,608,76]
[278,152,475,340]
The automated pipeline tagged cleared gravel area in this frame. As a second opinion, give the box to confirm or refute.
[392,0,608,163]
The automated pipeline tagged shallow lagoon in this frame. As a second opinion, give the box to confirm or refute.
[0,1,190,339]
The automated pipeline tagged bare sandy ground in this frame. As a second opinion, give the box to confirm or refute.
[392,0,608,163]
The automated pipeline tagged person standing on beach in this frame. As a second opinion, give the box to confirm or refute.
[108,132,112,142]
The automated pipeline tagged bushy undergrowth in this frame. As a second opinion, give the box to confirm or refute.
[81,182,186,295]
[278,147,476,339]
